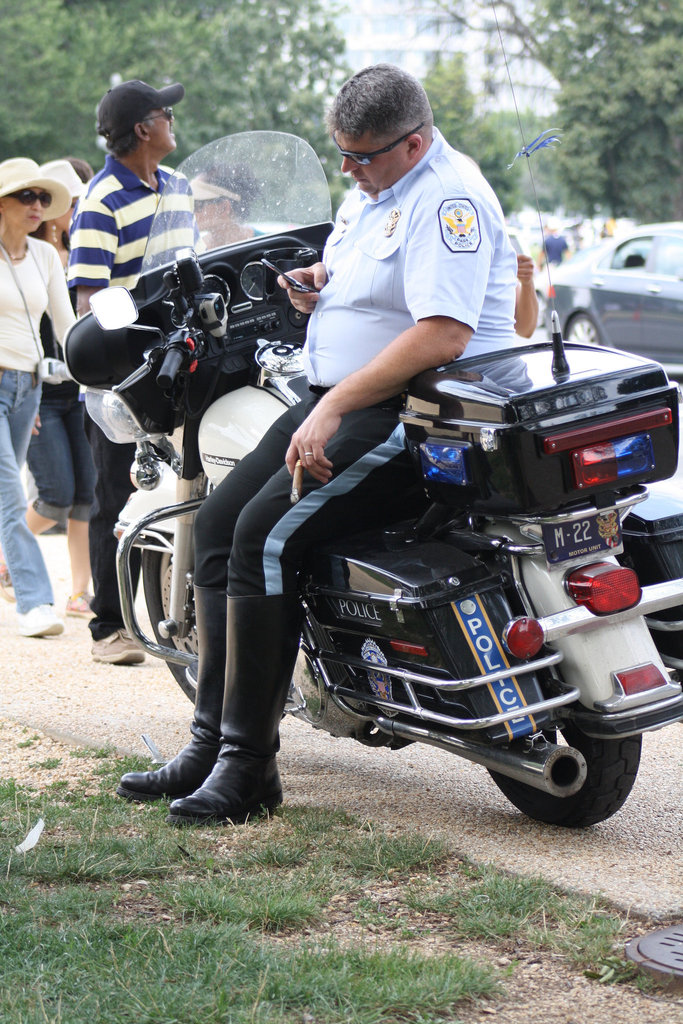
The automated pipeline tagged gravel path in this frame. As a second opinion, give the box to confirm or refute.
[2,534,682,923]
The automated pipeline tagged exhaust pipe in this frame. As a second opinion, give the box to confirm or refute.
[376,717,587,797]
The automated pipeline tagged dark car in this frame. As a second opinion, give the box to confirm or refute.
[545,222,683,376]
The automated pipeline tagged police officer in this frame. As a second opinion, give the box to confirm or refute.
[117,63,519,825]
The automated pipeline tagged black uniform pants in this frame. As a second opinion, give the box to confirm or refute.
[84,415,141,640]
[194,395,426,597]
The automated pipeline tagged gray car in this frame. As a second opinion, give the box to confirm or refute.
[545,222,683,377]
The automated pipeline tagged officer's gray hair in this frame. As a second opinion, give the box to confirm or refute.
[326,64,433,141]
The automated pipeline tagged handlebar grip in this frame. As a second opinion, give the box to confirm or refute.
[156,346,185,390]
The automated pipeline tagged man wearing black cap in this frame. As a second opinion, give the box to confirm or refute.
[68,79,192,665]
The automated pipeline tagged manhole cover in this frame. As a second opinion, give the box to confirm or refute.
[625,925,683,989]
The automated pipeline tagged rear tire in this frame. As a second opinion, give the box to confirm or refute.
[488,723,642,827]
[141,550,197,702]
[566,313,603,347]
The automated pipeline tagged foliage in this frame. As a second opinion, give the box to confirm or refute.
[423,54,526,216]
[433,0,683,219]
[0,0,349,181]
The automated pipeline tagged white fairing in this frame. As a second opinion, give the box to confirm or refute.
[198,385,288,487]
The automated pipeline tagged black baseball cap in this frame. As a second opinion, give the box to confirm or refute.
[97,79,185,143]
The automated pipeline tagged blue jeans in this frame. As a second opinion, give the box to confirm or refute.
[0,370,54,613]
[27,392,95,527]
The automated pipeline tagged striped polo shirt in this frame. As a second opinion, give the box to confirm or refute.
[67,155,196,291]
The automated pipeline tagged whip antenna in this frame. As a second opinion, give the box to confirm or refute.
[490,2,569,379]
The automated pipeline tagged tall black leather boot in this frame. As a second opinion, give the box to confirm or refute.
[116,586,227,801]
[167,593,302,825]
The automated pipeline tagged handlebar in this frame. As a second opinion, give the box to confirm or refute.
[156,343,187,390]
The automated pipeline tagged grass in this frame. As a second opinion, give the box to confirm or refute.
[0,749,665,1023]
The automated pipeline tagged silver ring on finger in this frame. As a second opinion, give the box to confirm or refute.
[304,451,314,458]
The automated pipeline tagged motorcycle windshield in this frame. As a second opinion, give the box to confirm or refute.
[142,131,332,273]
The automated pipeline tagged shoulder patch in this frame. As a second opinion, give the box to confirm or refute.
[439,198,481,253]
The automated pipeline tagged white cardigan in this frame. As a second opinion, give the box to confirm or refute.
[0,238,75,373]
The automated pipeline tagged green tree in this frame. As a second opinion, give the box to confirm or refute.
[0,0,348,181]
[423,54,525,216]
[434,0,683,220]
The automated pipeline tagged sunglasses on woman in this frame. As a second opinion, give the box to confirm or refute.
[8,188,52,208]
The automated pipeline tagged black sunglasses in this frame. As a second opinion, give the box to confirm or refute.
[333,122,424,165]
[145,107,174,124]
[8,188,52,208]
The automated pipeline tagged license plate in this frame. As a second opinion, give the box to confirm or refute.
[541,510,623,565]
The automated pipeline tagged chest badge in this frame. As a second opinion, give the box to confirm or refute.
[384,208,401,237]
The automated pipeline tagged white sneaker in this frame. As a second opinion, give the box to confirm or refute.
[17,604,65,638]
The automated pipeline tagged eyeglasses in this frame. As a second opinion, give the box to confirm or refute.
[195,196,229,207]
[144,107,174,125]
[333,123,424,165]
[8,188,52,208]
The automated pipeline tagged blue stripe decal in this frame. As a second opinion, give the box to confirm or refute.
[262,424,406,595]
[451,595,535,739]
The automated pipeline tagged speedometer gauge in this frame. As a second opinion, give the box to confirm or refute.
[240,261,265,301]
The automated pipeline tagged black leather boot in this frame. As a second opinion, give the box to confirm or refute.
[166,593,302,825]
[116,586,226,802]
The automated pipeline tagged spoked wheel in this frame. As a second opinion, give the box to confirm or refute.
[566,313,603,347]
[488,722,642,827]
[141,550,197,702]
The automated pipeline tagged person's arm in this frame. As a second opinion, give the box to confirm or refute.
[285,315,471,482]
[513,254,539,338]
[44,247,76,341]
[75,285,103,319]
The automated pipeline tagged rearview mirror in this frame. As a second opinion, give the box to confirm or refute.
[89,287,139,330]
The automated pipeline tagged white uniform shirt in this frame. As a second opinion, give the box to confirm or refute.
[303,128,518,387]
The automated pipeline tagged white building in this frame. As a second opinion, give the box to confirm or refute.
[336,0,557,117]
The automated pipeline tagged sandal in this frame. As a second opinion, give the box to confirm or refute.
[66,591,93,618]
[0,560,15,603]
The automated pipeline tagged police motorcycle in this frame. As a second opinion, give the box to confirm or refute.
[65,131,683,828]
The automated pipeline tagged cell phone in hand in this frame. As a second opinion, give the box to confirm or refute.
[261,257,318,293]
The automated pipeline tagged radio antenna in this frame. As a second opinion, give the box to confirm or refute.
[489,2,570,379]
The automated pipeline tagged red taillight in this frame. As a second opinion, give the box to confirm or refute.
[503,617,544,659]
[566,562,641,615]
[614,664,668,695]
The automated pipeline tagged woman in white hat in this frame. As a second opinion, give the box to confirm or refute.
[22,159,96,618]
[0,157,74,637]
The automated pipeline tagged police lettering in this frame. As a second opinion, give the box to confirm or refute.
[336,598,382,622]
[464,616,500,672]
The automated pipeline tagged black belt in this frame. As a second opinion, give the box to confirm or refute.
[308,382,405,410]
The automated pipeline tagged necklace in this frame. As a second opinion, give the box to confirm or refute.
[0,241,27,262]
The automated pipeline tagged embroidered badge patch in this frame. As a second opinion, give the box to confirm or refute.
[439,198,481,253]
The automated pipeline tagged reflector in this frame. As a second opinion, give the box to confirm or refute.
[614,664,668,695]
[390,639,429,657]
[503,617,544,659]
[566,561,641,615]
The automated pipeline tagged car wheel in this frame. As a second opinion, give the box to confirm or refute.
[566,313,603,347]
